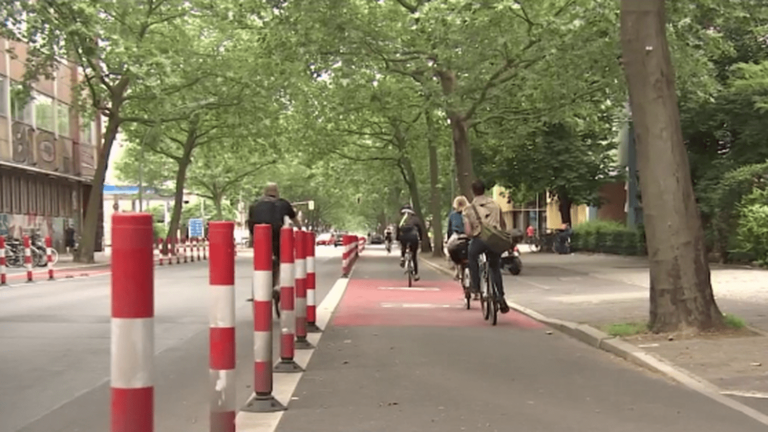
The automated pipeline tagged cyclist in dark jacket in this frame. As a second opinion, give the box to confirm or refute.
[396,204,423,281]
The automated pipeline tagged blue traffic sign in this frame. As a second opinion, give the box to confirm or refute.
[188,218,204,238]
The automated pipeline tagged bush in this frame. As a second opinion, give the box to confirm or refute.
[732,188,768,266]
[571,220,646,256]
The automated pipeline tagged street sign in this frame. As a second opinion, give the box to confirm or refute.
[188,218,204,238]
[308,200,315,210]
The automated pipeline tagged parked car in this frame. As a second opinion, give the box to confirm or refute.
[316,233,334,246]
[334,233,345,247]
[370,234,384,245]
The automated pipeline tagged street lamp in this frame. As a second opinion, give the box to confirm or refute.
[137,98,216,211]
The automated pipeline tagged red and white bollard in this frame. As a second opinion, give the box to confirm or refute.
[294,231,313,350]
[358,237,365,254]
[243,224,285,412]
[175,238,181,264]
[0,236,7,286]
[274,227,302,373]
[111,213,154,432]
[183,239,189,264]
[341,235,351,277]
[306,232,321,333]
[190,238,195,263]
[196,238,202,261]
[23,235,32,283]
[208,222,237,430]
[166,237,173,265]
[157,238,164,266]
[45,236,54,280]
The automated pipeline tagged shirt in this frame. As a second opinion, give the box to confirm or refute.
[462,195,502,238]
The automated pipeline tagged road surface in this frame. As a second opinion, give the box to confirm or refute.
[0,246,341,432]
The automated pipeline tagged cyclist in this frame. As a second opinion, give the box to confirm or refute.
[446,195,469,280]
[463,180,510,314]
[396,204,423,281]
[247,182,302,291]
[384,226,394,253]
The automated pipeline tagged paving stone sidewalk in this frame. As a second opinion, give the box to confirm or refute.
[425,251,768,408]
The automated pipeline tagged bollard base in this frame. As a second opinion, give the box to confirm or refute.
[307,322,323,333]
[295,337,315,350]
[241,394,286,413]
[274,359,304,373]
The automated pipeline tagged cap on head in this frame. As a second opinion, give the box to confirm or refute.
[264,182,279,198]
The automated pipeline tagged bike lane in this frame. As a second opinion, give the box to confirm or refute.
[273,248,767,432]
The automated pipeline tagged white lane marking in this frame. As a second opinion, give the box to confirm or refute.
[721,390,768,399]
[236,275,351,431]
[377,286,440,291]
[380,302,457,309]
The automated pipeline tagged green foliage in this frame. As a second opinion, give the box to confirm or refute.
[697,161,768,261]
[732,188,768,266]
[571,220,646,256]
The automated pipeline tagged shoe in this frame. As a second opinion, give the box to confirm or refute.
[499,297,510,314]
[414,274,420,282]
[399,259,405,268]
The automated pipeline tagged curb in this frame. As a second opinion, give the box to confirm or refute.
[420,257,768,426]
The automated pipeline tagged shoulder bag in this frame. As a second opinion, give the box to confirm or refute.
[468,203,512,255]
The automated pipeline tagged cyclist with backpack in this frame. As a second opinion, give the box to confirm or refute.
[247,182,302,291]
[396,204,423,282]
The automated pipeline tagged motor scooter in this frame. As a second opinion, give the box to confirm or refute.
[501,244,522,275]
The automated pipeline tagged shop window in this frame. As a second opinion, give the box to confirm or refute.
[34,93,55,132]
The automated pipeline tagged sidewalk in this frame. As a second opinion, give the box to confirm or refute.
[269,250,768,431]
[424,251,768,410]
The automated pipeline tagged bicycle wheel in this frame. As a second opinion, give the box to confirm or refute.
[462,265,471,310]
[49,248,59,266]
[489,281,499,326]
[482,270,492,321]
[33,249,47,267]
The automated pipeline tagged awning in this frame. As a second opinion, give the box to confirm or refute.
[0,160,92,183]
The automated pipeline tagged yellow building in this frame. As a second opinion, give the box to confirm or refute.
[490,185,594,233]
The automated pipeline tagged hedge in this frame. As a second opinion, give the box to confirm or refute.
[570,220,647,256]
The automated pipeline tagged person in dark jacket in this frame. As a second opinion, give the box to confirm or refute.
[396,204,423,281]
[247,183,302,281]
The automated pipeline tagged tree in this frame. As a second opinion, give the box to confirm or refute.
[620,0,723,332]
[1,0,210,262]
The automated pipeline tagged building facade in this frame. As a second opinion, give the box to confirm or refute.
[0,38,100,250]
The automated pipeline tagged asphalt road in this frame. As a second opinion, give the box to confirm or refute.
[0,246,342,432]
[274,247,768,432]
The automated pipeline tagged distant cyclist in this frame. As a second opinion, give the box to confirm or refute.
[396,204,423,281]
[384,226,394,253]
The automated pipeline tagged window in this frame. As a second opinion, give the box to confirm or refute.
[10,82,33,123]
[57,103,71,137]
[80,117,93,144]
[34,93,55,132]
[0,76,7,117]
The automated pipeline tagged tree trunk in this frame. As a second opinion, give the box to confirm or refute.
[437,69,477,200]
[213,192,224,220]
[620,0,723,333]
[450,115,476,200]
[400,157,432,253]
[557,191,573,226]
[427,110,445,258]
[75,113,122,263]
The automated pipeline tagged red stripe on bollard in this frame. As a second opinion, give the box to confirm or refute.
[196,238,202,261]
[274,227,303,373]
[341,235,350,277]
[175,238,181,264]
[183,239,188,263]
[23,235,32,283]
[294,231,313,350]
[111,213,154,432]
[208,222,237,430]
[157,238,164,266]
[242,224,285,413]
[0,236,6,286]
[45,236,54,280]
[203,239,208,260]
[306,232,321,333]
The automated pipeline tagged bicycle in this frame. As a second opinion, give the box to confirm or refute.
[403,248,416,287]
[458,260,471,309]
[385,239,392,254]
[477,253,500,326]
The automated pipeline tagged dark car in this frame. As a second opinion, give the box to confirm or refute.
[370,234,384,245]
[333,233,345,247]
